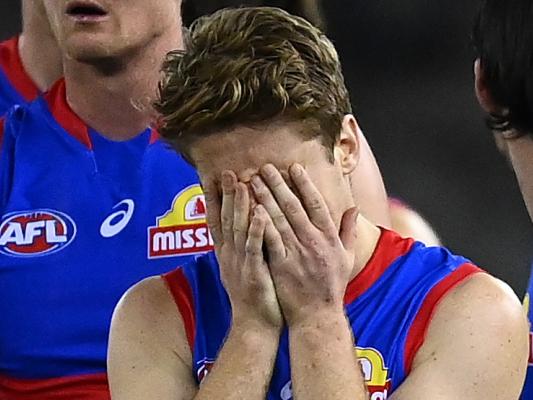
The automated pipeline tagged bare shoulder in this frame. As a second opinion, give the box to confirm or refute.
[115,275,176,318]
[403,272,529,400]
[108,275,197,399]
[429,272,526,329]
[110,274,192,366]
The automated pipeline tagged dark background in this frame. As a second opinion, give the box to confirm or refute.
[2,1,531,294]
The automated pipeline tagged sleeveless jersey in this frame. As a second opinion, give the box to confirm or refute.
[0,79,213,399]
[164,229,482,399]
[0,36,40,115]
[521,267,533,399]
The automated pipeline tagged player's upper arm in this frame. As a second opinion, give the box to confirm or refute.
[108,276,198,400]
[391,273,529,400]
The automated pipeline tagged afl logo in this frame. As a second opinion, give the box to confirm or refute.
[0,210,77,257]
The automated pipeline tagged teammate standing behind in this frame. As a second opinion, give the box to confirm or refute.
[473,1,533,398]
[0,1,210,399]
[109,7,528,399]
[0,0,61,114]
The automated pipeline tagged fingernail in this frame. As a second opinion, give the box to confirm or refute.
[261,164,275,177]
[221,172,232,187]
[291,164,303,177]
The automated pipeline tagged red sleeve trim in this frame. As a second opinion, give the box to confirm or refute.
[163,268,196,351]
[0,117,5,151]
[0,36,40,102]
[403,262,483,374]
[0,372,109,400]
[344,229,415,304]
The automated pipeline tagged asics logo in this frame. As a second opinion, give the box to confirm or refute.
[100,200,135,238]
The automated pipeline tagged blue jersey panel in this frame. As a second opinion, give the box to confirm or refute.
[521,265,533,400]
[0,80,211,382]
[173,229,480,399]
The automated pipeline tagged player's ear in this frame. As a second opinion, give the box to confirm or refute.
[334,114,359,175]
[474,58,504,115]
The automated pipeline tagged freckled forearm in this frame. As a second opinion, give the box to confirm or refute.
[288,310,368,400]
[194,322,280,400]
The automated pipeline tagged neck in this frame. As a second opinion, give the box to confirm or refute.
[64,31,182,141]
[350,215,382,280]
[19,3,62,91]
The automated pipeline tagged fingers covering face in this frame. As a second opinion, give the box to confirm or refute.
[233,182,250,254]
[245,205,267,265]
[220,171,237,246]
[204,179,222,245]
[251,165,305,242]
[288,164,336,237]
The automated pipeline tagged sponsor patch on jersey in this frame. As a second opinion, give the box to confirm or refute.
[357,347,392,399]
[0,209,77,257]
[279,347,391,400]
[148,185,214,259]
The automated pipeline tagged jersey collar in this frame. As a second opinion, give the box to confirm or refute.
[44,78,93,149]
[43,79,160,150]
[344,228,416,304]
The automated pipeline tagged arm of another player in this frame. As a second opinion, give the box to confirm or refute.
[389,198,441,246]
[390,273,529,400]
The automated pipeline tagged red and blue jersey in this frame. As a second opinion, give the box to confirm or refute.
[522,269,533,400]
[0,36,40,115]
[0,79,213,399]
[164,228,482,399]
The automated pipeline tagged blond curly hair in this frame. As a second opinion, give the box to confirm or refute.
[156,7,351,161]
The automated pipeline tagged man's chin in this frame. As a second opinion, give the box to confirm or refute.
[65,42,123,66]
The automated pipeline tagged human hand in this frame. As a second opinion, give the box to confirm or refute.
[250,163,358,327]
[204,170,283,331]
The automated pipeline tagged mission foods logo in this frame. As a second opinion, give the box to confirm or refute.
[0,210,77,257]
[279,347,391,400]
[148,185,214,259]
[357,347,392,399]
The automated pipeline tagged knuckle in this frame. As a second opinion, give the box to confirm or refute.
[307,237,321,250]
[253,188,268,202]
[309,197,323,211]
[221,215,233,227]
[282,200,299,215]
[245,241,260,256]
[272,213,288,227]
[247,225,261,239]
[271,179,285,191]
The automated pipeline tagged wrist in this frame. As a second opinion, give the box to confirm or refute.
[288,306,348,331]
[231,317,282,339]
